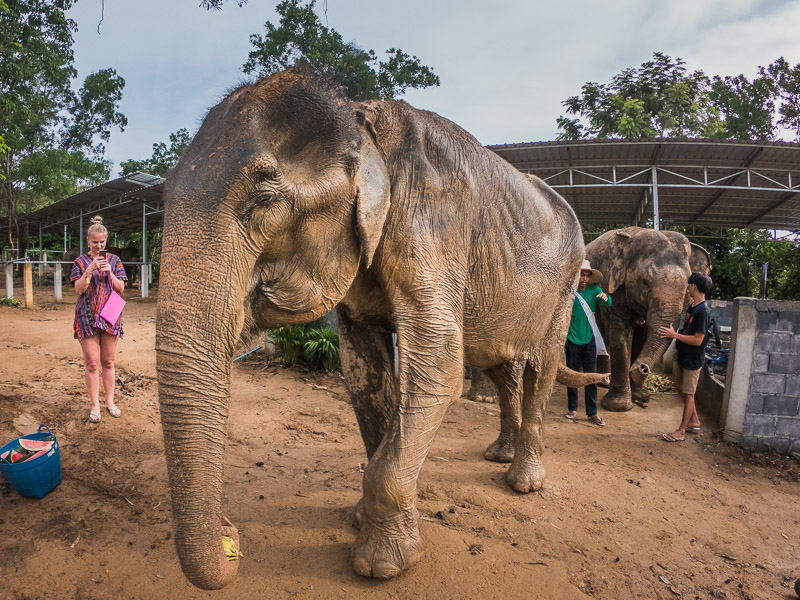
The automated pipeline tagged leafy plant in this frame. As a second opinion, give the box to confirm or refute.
[0,296,21,307]
[303,327,340,372]
[273,325,306,366]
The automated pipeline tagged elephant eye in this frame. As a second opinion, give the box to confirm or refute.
[256,189,279,206]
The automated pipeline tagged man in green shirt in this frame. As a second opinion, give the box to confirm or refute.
[565,260,612,426]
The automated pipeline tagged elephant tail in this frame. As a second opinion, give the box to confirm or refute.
[555,363,609,388]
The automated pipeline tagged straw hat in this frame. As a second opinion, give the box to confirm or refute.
[580,259,603,285]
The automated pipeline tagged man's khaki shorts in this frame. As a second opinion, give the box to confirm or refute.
[675,365,702,395]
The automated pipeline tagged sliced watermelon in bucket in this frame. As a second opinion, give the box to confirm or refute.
[19,439,54,452]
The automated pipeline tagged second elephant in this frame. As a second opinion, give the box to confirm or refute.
[588,227,712,411]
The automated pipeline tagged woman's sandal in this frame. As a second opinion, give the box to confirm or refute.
[89,411,101,423]
[106,406,121,418]
[588,414,606,427]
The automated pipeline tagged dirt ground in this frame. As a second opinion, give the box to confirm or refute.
[2,286,800,600]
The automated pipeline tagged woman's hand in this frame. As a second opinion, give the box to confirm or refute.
[99,256,112,273]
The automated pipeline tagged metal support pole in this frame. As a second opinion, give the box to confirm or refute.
[142,203,148,298]
[63,225,67,253]
[651,165,660,230]
[79,208,84,251]
[38,224,44,279]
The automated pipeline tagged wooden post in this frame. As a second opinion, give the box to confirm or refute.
[24,262,33,308]
[54,263,63,302]
[4,263,12,299]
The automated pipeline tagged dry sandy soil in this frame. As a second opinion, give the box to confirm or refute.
[1,286,800,600]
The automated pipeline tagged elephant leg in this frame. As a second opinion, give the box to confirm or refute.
[600,314,634,412]
[467,367,499,403]
[352,317,463,579]
[337,308,398,530]
[504,357,557,493]
[483,361,524,463]
[337,308,397,459]
[629,324,651,406]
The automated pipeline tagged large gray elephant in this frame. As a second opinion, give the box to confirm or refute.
[156,69,585,589]
[588,227,712,411]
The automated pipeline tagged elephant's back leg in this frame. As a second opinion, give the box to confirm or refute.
[483,360,524,463]
[504,303,571,493]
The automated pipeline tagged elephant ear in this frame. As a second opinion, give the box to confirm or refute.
[689,242,712,275]
[605,229,632,294]
[354,104,391,270]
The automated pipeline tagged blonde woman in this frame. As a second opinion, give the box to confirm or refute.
[70,216,127,423]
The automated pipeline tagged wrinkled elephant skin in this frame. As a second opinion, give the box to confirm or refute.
[156,69,585,589]
[587,227,712,411]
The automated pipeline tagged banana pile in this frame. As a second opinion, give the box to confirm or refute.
[646,373,673,393]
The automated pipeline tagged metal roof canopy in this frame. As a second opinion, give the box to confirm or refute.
[488,139,800,232]
[15,172,165,238]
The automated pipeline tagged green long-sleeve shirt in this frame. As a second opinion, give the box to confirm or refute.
[567,284,612,345]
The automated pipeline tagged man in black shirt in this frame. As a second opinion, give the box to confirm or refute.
[657,272,713,442]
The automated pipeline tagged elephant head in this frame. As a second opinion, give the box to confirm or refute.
[156,70,391,590]
[588,227,711,410]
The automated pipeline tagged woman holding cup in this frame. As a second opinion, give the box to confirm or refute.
[70,216,127,423]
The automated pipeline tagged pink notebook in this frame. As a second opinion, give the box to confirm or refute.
[99,291,126,325]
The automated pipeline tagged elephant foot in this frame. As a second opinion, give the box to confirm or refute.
[352,509,423,579]
[468,391,498,404]
[600,389,634,412]
[505,457,546,493]
[353,498,365,529]
[631,387,652,407]
[484,437,515,463]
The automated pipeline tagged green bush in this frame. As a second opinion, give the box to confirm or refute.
[272,325,306,366]
[303,327,340,372]
[0,296,21,308]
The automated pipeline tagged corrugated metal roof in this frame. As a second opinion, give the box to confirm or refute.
[489,139,800,231]
[9,172,164,236]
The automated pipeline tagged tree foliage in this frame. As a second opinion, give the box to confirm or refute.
[0,0,126,250]
[199,0,247,9]
[120,128,191,177]
[556,52,800,142]
[243,0,439,100]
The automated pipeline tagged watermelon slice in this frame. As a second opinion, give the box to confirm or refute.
[19,438,54,452]
[24,448,50,461]
[0,450,9,461]
[10,448,28,463]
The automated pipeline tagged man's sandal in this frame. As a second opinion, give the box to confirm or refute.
[565,411,577,420]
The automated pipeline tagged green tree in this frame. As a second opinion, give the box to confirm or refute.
[557,52,800,142]
[120,128,191,177]
[243,0,439,101]
[0,0,126,251]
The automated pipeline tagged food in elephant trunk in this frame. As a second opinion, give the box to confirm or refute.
[157,68,586,587]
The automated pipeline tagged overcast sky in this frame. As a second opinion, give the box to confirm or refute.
[66,0,800,175]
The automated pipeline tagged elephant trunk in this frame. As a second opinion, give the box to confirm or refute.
[156,206,249,589]
[628,301,684,386]
[157,310,240,589]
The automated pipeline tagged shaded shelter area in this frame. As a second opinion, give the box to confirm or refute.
[489,138,800,233]
[2,172,164,299]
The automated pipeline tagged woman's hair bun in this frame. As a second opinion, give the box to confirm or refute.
[91,216,104,225]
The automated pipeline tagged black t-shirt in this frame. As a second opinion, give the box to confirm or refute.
[676,301,711,370]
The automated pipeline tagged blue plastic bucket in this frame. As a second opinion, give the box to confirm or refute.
[0,425,62,498]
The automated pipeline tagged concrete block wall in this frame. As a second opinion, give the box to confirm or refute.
[721,298,800,456]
